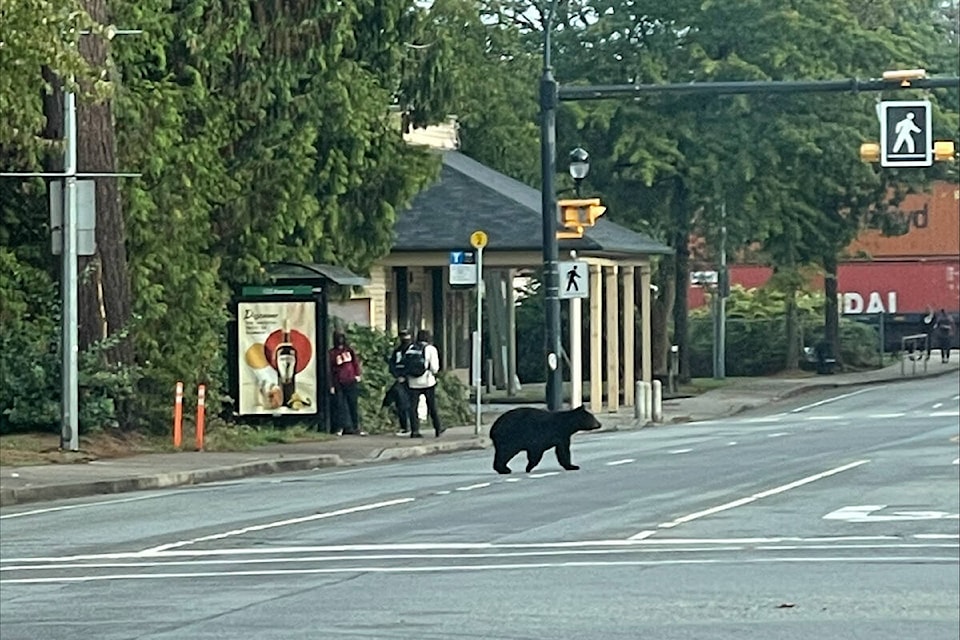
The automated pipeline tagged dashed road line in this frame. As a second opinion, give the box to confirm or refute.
[455,483,491,492]
[655,459,870,530]
[669,449,693,454]
[606,459,635,466]
[790,388,872,413]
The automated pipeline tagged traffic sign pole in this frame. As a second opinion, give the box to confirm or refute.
[470,231,487,435]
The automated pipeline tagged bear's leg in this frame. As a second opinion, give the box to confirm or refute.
[555,439,579,471]
[524,448,545,473]
[493,445,519,474]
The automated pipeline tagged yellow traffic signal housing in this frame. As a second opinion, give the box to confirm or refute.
[557,198,606,239]
[934,140,956,162]
[860,142,880,163]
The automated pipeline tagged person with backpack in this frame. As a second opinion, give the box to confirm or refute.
[404,329,445,438]
[383,329,413,434]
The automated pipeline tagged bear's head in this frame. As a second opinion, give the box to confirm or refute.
[570,405,602,433]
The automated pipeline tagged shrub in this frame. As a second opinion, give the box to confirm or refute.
[0,249,139,434]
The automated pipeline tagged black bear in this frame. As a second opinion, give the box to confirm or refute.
[489,405,602,474]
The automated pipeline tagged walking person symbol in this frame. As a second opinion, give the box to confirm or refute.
[893,112,921,154]
[566,265,581,292]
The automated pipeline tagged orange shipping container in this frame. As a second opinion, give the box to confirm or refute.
[847,182,960,260]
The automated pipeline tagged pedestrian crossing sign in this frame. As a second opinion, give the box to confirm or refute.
[880,100,932,167]
[558,260,589,299]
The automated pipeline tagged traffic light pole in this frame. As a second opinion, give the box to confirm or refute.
[540,38,562,410]
[540,71,958,406]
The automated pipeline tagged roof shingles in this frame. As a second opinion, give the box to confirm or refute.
[393,152,672,257]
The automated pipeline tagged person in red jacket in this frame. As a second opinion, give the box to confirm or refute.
[328,331,366,436]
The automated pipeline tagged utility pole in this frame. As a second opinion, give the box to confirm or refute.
[540,0,562,411]
[61,85,80,451]
[715,201,727,380]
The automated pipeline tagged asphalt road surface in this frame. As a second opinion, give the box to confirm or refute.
[2,373,958,639]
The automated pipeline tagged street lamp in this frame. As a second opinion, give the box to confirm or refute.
[569,147,590,197]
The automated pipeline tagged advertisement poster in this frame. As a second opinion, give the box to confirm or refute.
[237,300,317,415]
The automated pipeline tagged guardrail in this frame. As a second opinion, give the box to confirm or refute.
[900,333,929,376]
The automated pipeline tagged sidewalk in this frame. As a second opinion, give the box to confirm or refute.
[2,356,956,507]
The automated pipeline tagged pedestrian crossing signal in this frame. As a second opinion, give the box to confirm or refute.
[880,100,932,167]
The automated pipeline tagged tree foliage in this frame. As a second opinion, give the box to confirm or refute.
[1,0,463,433]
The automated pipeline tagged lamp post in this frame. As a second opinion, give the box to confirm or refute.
[540,0,562,411]
[569,147,589,197]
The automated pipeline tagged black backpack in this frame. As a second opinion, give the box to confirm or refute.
[402,342,428,377]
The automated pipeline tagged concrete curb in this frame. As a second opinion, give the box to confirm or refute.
[375,438,489,461]
[0,455,343,507]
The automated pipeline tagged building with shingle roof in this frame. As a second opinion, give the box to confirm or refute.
[336,135,671,412]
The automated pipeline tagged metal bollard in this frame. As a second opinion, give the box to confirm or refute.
[634,381,646,422]
[652,379,663,423]
[642,381,652,424]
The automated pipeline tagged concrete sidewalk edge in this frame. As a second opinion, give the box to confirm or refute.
[0,455,343,507]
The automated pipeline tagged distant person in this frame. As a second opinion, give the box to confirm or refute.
[933,309,955,363]
[328,331,366,436]
[405,329,445,438]
[921,305,936,360]
[384,329,414,435]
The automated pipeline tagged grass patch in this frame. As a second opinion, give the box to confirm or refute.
[0,420,334,467]
[200,421,332,451]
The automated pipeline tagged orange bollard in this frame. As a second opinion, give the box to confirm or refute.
[173,381,183,448]
[195,384,206,451]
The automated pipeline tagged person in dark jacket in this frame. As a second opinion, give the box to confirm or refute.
[328,331,365,436]
[383,329,413,434]
[933,309,955,363]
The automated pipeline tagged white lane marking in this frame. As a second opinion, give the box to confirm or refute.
[140,497,415,553]
[669,449,693,454]
[504,478,521,482]
[606,459,635,466]
[767,432,788,438]
[933,402,944,409]
[0,493,167,520]
[915,534,960,540]
[953,458,959,465]
[727,441,738,446]
[657,459,870,529]
[868,413,905,419]
[4,556,955,584]
[9,543,958,574]
[805,416,842,421]
[743,416,783,423]
[790,388,872,413]
[527,472,559,478]
[931,410,960,417]
[629,530,657,541]
[823,505,959,522]
[455,483,491,492]
[434,490,452,495]
[1,535,908,565]
[953,395,960,401]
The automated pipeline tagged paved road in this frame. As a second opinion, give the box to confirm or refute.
[2,373,957,639]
